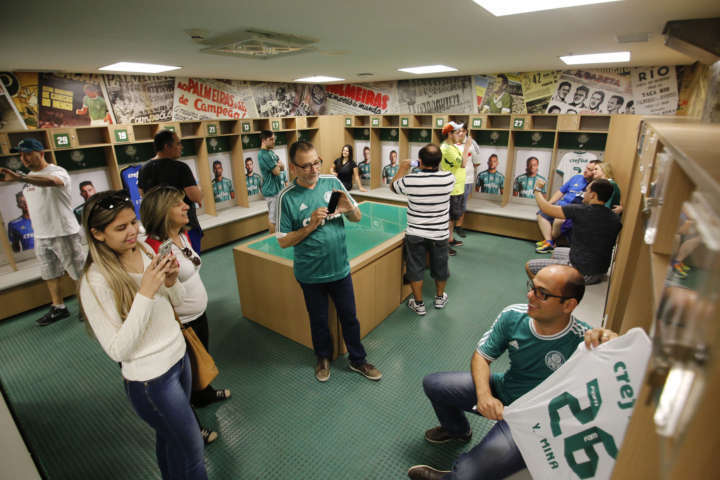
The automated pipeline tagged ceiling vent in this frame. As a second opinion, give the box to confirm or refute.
[198,29,318,60]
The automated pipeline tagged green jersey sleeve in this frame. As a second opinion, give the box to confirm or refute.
[476,309,510,360]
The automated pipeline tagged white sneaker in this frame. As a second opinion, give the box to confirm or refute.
[408,298,427,316]
[434,292,448,309]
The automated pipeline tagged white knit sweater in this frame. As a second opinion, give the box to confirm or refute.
[80,254,187,382]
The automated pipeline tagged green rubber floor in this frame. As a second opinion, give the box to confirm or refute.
[0,231,536,479]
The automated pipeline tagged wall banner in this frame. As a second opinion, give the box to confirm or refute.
[173,78,258,121]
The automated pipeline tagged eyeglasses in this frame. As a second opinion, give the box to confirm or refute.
[181,247,201,266]
[293,159,323,171]
[527,280,569,302]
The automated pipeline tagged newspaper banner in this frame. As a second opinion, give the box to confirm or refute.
[104,75,174,124]
[631,66,678,115]
[38,73,112,127]
[546,70,632,114]
[252,83,326,117]
[0,89,25,131]
[173,78,258,121]
[0,72,38,128]
[476,74,526,114]
[326,82,396,115]
[396,77,473,114]
[520,71,561,114]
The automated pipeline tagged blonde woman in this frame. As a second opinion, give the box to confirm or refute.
[593,162,622,214]
[79,190,208,480]
[141,186,231,408]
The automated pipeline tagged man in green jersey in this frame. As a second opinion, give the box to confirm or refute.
[482,74,513,114]
[245,157,262,197]
[276,140,382,383]
[408,265,617,480]
[513,156,546,199]
[475,153,504,195]
[259,130,285,232]
[75,84,110,126]
[211,160,235,203]
[382,150,399,184]
[359,146,371,184]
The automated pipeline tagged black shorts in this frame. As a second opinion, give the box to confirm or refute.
[449,195,464,221]
[405,234,450,282]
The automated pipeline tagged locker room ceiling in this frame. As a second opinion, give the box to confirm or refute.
[1,0,718,82]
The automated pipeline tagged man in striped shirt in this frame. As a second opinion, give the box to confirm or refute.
[390,144,455,316]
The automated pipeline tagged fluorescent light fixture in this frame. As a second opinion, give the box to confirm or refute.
[473,0,621,16]
[397,65,458,75]
[99,62,181,73]
[560,51,631,65]
[294,75,344,83]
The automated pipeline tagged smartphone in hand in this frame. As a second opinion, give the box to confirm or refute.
[157,239,173,258]
[327,191,342,214]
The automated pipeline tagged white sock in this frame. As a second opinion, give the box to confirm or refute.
[53,304,66,310]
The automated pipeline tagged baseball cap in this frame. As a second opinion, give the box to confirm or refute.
[11,138,44,153]
[441,121,464,136]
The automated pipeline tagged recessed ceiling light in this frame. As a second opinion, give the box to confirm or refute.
[99,62,181,73]
[560,51,631,65]
[294,76,344,83]
[473,0,621,17]
[398,65,458,75]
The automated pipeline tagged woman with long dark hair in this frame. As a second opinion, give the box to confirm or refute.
[331,144,367,192]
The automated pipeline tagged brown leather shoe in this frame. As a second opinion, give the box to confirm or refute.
[407,465,450,480]
[424,426,472,444]
[315,358,330,382]
[349,362,382,381]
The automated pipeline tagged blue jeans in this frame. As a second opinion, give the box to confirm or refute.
[423,372,526,480]
[299,274,367,365]
[124,354,207,480]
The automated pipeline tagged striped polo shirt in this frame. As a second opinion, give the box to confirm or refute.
[392,170,455,240]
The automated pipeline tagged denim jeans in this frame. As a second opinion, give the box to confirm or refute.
[423,372,526,480]
[299,274,367,365]
[124,353,207,480]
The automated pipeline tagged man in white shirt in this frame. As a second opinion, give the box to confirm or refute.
[0,139,85,326]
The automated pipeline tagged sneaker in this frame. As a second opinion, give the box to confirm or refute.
[448,248,457,257]
[424,426,472,444]
[455,227,467,238]
[214,388,231,402]
[536,241,554,254]
[192,386,231,408]
[407,465,451,480]
[536,239,548,247]
[434,292,448,309]
[315,358,330,382]
[200,427,218,445]
[349,362,382,381]
[36,306,70,326]
[408,298,427,316]
[449,239,464,247]
[672,262,688,279]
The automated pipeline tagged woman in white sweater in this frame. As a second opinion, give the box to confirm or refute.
[79,190,207,480]
[141,186,231,408]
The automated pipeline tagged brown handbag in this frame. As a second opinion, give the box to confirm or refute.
[180,322,219,391]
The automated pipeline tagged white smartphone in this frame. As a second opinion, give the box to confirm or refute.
[157,239,173,258]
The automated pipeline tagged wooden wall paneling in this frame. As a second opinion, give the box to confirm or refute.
[370,127,382,189]
[195,138,216,216]
[201,214,267,250]
[605,115,643,200]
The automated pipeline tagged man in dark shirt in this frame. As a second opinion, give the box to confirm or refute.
[138,129,204,251]
[526,178,621,284]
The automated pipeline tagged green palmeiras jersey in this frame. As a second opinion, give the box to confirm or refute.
[246,172,262,196]
[382,164,399,184]
[358,161,370,179]
[476,170,505,195]
[277,175,358,284]
[83,95,107,120]
[212,177,234,202]
[477,303,590,406]
[259,149,283,197]
[513,174,547,199]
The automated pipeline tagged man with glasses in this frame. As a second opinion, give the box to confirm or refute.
[408,265,616,480]
[1,138,85,326]
[276,141,382,383]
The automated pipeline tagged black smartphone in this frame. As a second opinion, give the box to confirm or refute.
[327,191,342,214]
